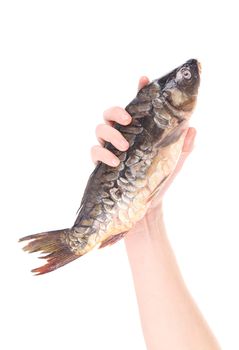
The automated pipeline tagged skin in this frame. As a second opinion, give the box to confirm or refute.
[91,77,221,350]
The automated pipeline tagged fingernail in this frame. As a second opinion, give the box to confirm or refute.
[112,158,120,166]
[121,114,131,121]
[118,140,129,150]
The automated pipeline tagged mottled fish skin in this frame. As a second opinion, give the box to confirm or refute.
[19,59,201,274]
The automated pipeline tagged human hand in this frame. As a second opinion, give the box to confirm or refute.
[91,76,196,233]
[90,76,149,167]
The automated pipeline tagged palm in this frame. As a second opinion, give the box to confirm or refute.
[127,125,196,236]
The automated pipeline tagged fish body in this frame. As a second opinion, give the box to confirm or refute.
[19,59,201,274]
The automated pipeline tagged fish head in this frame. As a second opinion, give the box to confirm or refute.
[159,58,201,118]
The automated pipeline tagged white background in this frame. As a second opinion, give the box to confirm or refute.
[0,1,238,349]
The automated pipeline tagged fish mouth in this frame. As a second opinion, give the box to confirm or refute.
[197,61,202,75]
[186,58,202,76]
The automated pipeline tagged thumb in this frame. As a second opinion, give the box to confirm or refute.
[173,127,196,175]
[137,76,150,91]
[182,127,196,153]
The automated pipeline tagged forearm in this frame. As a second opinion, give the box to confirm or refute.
[124,208,220,350]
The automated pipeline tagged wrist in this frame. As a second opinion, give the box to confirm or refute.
[125,202,167,244]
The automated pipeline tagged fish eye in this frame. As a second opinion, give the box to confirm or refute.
[182,69,191,80]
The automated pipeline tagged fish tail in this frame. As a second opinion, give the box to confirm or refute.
[19,228,80,275]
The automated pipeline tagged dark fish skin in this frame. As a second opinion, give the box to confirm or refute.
[19,59,201,275]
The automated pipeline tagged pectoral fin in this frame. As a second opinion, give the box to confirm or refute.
[156,121,187,148]
[99,231,128,249]
[146,175,168,203]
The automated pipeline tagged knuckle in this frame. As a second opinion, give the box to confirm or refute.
[111,106,121,111]
[90,144,99,153]
[103,106,129,125]
[95,123,104,134]
[104,106,122,117]
[95,124,100,132]
[103,107,114,117]
[103,109,109,118]
[115,106,126,115]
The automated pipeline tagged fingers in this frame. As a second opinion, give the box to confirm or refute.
[92,122,129,166]
[103,75,150,127]
[95,123,129,151]
[182,127,196,153]
[90,145,120,167]
[92,107,131,166]
[103,106,132,126]
[91,76,150,168]
[138,76,150,91]
[173,127,196,175]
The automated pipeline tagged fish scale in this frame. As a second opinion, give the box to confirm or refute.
[19,59,201,274]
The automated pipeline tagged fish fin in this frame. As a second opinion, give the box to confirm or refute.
[156,122,186,148]
[19,229,80,275]
[146,175,169,203]
[99,231,128,249]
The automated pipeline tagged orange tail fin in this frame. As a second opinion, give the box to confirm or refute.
[19,229,80,275]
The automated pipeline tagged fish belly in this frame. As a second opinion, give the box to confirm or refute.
[98,131,186,243]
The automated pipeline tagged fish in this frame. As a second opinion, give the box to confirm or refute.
[19,58,201,275]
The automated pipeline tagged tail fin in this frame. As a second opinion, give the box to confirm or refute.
[19,228,80,275]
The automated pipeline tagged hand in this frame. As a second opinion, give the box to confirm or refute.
[91,76,196,234]
[90,76,149,167]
